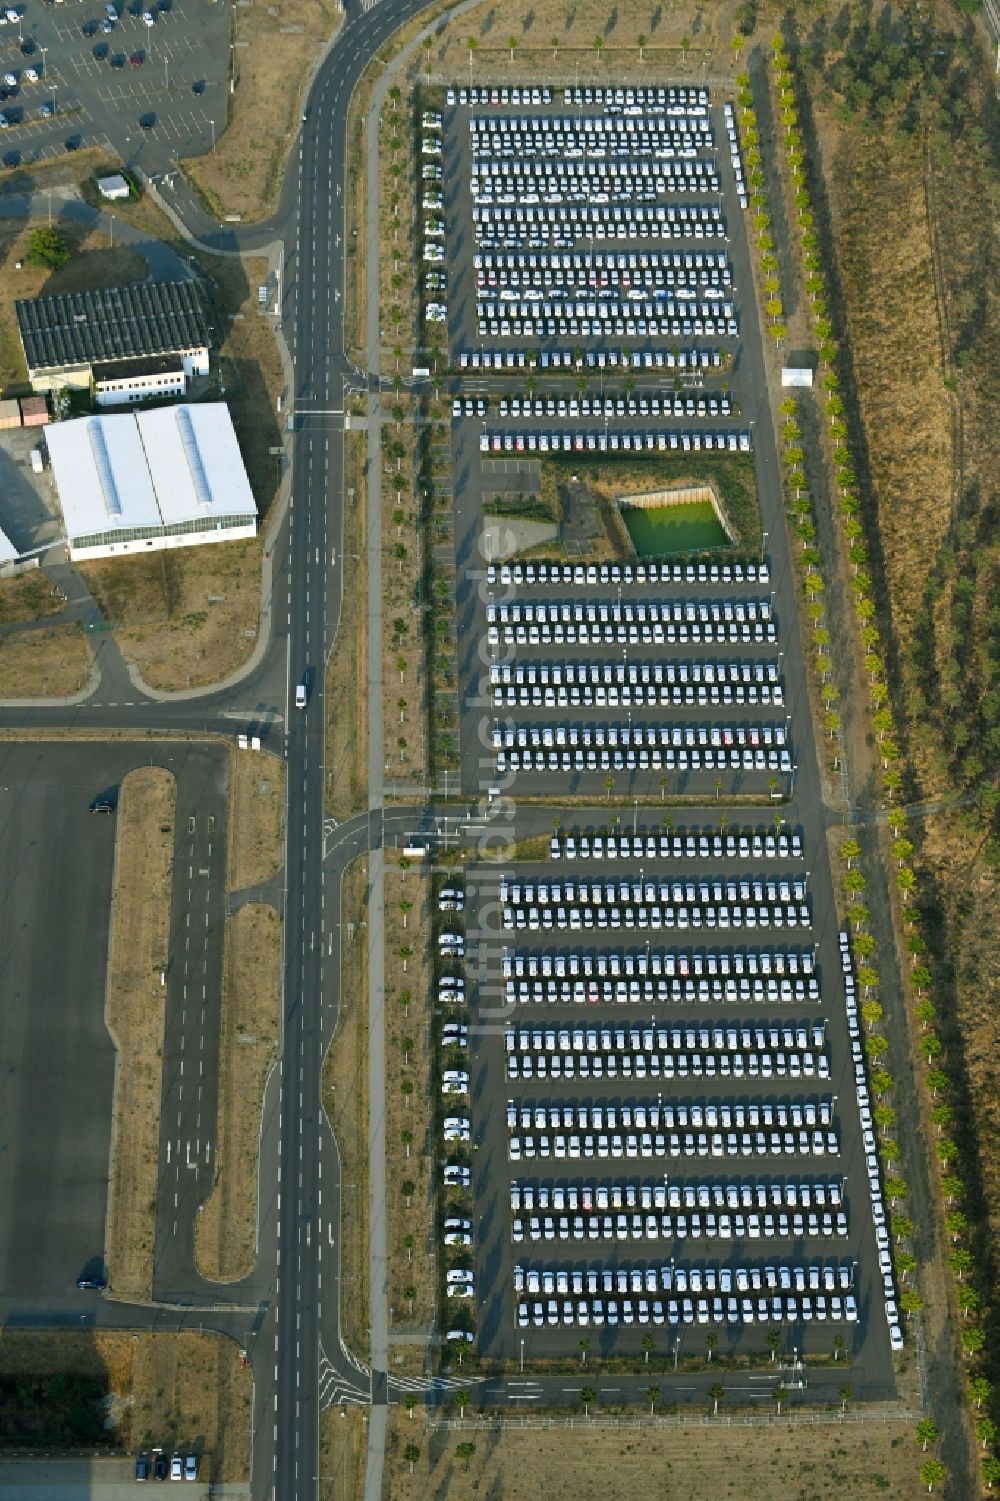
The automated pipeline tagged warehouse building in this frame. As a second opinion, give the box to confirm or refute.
[44,403,257,561]
[15,280,211,397]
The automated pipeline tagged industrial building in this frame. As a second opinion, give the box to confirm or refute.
[44,403,257,561]
[15,280,211,398]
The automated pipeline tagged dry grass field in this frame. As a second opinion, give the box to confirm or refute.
[384,867,435,1333]
[104,767,175,1304]
[323,858,370,1361]
[229,748,285,891]
[195,903,281,1283]
[319,1403,368,1501]
[0,1329,251,1482]
[0,623,93,697]
[326,432,368,820]
[382,1410,927,1501]
[0,570,65,627]
[183,0,341,222]
[79,541,260,692]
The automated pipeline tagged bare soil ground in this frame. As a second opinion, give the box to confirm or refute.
[382,1410,927,1500]
[229,747,285,891]
[0,569,65,627]
[195,902,281,1283]
[0,219,146,387]
[0,1329,250,1482]
[0,622,93,696]
[322,858,370,1361]
[104,767,175,1303]
[325,432,368,821]
[182,0,341,222]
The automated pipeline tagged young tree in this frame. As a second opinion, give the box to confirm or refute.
[916,1419,939,1452]
[456,1442,476,1470]
[900,1290,924,1319]
[705,1332,718,1363]
[27,226,70,270]
[642,1333,654,1364]
[454,1389,470,1418]
[579,1336,590,1366]
[839,1384,852,1412]
[708,1382,725,1415]
[976,1417,997,1450]
[767,1330,781,1363]
[579,1385,596,1417]
[970,1376,992,1410]
[404,1443,420,1474]
[647,1384,660,1414]
[773,1384,787,1415]
[919,1460,947,1493]
[404,1393,418,1419]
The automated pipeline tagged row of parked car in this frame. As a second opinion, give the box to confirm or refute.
[492,720,788,749]
[507,1050,827,1083]
[134,1449,197,1482]
[471,160,721,204]
[505,1084,830,1120]
[518,1259,854,1296]
[840,929,904,1353]
[559,85,710,112]
[513,1207,849,1246]
[493,559,770,588]
[476,244,731,280]
[508,1126,840,1161]
[504,974,821,1007]
[480,426,748,455]
[516,1290,857,1330]
[458,345,722,370]
[501,945,817,979]
[501,898,810,934]
[473,201,726,252]
[435,884,477,1344]
[511,1175,843,1212]
[723,100,748,210]
[500,873,806,906]
[495,392,732,418]
[494,681,783,709]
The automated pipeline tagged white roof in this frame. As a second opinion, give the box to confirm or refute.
[0,524,18,564]
[44,404,256,542]
[136,404,256,527]
[45,413,160,540]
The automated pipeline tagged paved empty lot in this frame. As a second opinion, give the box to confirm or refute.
[0,740,228,1306]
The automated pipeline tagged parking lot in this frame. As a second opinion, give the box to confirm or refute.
[428,79,899,1394]
[0,0,226,170]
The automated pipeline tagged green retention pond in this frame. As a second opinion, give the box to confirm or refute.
[621,500,729,557]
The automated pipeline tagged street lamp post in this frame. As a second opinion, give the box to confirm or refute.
[519,1338,524,1374]
[209,117,216,151]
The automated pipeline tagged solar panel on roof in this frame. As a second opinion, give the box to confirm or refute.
[15,280,210,373]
